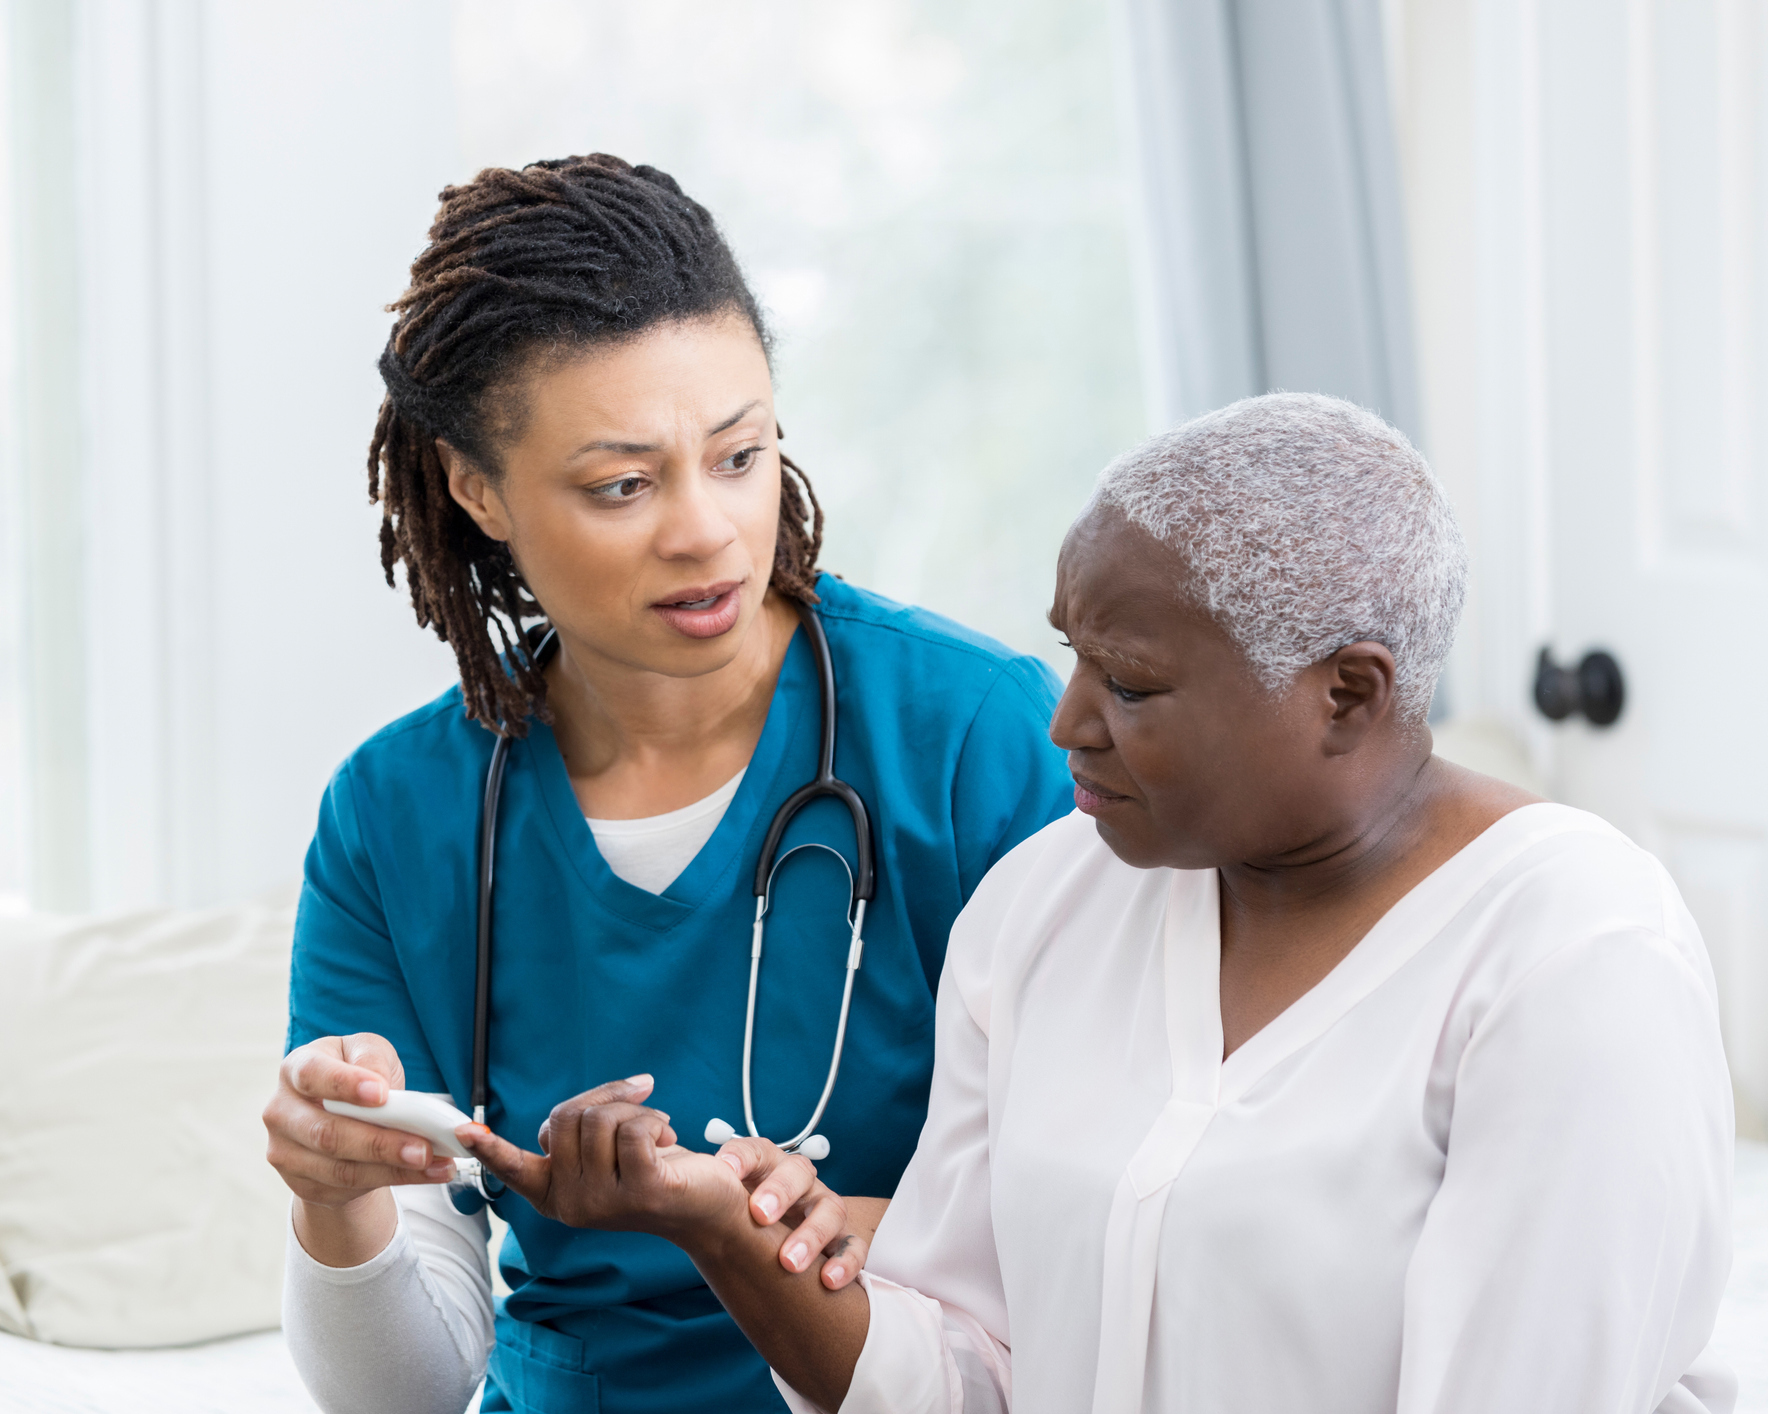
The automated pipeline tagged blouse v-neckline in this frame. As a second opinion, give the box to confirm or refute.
[1096,801,1592,1414]
[1213,801,1581,1103]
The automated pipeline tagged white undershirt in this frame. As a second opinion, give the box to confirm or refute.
[283,772,747,1413]
[585,768,745,894]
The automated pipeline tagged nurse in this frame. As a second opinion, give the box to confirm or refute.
[261,154,1072,1413]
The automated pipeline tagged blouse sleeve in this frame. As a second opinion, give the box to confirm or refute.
[772,851,1028,1414]
[1395,923,1735,1414]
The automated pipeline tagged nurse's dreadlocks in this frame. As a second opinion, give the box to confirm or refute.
[368,154,824,736]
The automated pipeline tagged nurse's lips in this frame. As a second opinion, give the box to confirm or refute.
[652,581,743,639]
[1072,772,1132,815]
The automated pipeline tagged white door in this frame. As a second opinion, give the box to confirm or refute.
[1396,0,1768,1129]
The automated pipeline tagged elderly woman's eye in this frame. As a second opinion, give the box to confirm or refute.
[1107,679,1149,703]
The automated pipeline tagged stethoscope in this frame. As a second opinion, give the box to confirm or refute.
[453,603,875,1209]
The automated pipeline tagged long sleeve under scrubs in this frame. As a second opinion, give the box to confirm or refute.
[283,575,1074,1414]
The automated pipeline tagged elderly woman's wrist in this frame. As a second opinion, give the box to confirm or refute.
[668,1190,779,1269]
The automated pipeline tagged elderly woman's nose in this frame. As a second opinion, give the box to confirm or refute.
[1049,678,1110,752]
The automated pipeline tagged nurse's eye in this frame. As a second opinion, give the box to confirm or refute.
[714,444,765,476]
[588,475,649,503]
[1106,677,1150,704]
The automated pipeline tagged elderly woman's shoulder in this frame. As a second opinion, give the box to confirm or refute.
[1475,801,1707,970]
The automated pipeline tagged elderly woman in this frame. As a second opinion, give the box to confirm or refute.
[460,394,1735,1414]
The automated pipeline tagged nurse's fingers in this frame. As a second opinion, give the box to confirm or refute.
[268,1109,455,1201]
[715,1137,819,1227]
[264,1088,453,1185]
[277,1154,458,1203]
[282,1033,404,1106]
[817,1230,868,1291]
[773,1184,850,1278]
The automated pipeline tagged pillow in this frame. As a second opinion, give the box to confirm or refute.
[0,891,298,1347]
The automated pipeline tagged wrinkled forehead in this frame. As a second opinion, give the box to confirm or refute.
[1052,503,1215,658]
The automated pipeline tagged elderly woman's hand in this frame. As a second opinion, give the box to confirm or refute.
[461,1077,874,1289]
[460,1075,738,1239]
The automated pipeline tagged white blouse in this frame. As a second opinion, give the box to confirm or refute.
[779,804,1737,1414]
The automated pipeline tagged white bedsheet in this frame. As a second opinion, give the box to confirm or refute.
[1,1142,1764,1414]
[0,1329,484,1414]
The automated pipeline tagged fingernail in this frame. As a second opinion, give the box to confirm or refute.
[826,1264,846,1284]
[357,1079,386,1104]
[401,1143,426,1167]
[624,1073,651,1087]
[719,1152,743,1173]
[785,1242,808,1271]
[755,1193,780,1221]
[426,1162,455,1180]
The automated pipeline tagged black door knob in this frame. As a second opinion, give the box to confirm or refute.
[1533,647,1625,727]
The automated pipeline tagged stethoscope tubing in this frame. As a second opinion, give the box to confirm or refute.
[464,604,873,1201]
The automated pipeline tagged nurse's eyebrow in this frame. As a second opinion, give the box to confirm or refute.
[569,400,763,459]
[706,399,762,437]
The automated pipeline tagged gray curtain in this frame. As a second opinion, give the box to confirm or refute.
[1119,0,1420,443]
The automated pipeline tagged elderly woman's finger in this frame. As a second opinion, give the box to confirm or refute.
[555,1100,664,1182]
[539,1076,654,1155]
[459,1125,552,1208]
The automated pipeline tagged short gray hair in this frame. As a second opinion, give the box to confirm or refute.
[1093,392,1466,724]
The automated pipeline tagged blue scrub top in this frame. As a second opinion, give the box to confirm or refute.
[287,575,1073,1414]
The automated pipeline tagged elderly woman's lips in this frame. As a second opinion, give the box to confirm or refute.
[1072,777,1130,815]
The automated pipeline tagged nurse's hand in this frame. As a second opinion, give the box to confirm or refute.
[264,1033,459,1209]
[460,1075,748,1240]
[714,1137,880,1291]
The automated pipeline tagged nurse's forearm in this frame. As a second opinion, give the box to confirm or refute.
[293,1188,400,1269]
[684,1210,869,1412]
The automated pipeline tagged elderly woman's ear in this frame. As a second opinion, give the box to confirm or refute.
[1314,640,1402,754]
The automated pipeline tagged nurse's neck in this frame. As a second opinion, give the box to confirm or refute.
[545,589,802,822]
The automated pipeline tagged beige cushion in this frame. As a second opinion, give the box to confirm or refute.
[0,891,297,1347]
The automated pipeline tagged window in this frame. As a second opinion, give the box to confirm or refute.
[454,0,1147,670]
